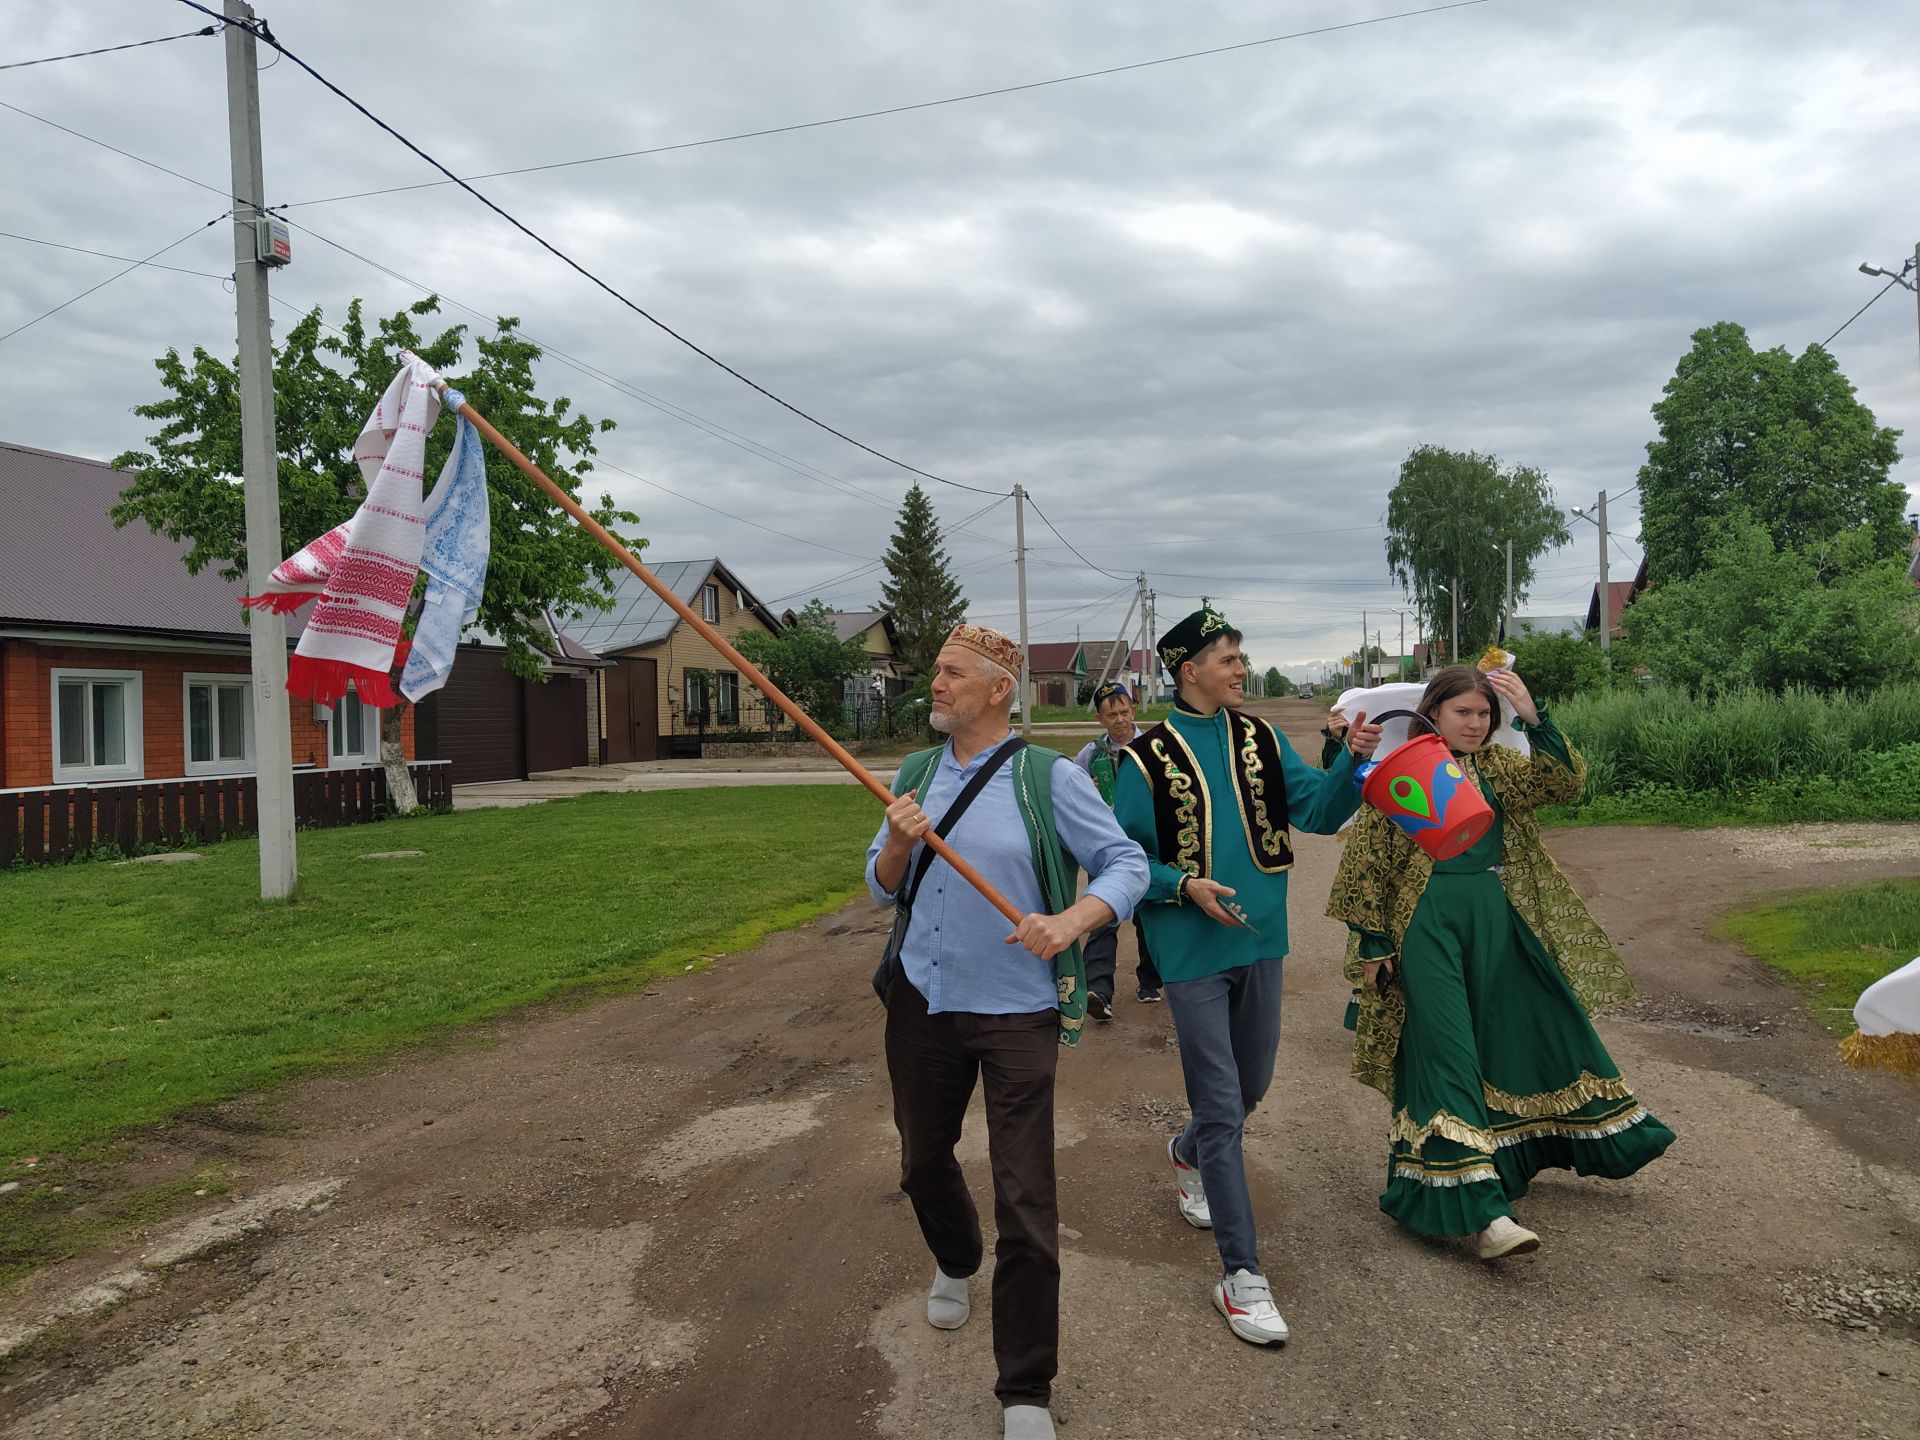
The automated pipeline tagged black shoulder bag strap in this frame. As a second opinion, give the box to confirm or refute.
[872,737,1027,1002]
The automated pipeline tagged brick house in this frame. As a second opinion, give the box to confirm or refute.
[1026,641,1085,709]
[0,441,415,793]
[558,559,782,760]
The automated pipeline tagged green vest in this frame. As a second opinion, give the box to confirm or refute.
[893,742,1090,1046]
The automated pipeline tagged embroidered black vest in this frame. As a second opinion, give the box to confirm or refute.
[1122,710,1294,877]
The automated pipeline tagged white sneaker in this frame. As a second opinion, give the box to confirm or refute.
[926,1267,970,1329]
[1213,1268,1289,1346]
[1169,1136,1211,1229]
[1474,1215,1541,1260]
[1003,1404,1056,1440]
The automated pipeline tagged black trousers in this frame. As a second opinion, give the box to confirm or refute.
[883,976,1060,1408]
[1082,916,1162,1001]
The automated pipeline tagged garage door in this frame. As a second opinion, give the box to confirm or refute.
[426,650,525,784]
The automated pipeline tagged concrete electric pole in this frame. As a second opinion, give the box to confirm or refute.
[224,0,296,900]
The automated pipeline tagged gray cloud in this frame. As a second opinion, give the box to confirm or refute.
[3,0,1917,674]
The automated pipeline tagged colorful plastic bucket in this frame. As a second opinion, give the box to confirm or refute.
[1358,711,1494,862]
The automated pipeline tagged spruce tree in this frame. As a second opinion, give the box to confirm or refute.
[879,483,968,678]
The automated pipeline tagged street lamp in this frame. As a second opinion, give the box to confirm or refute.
[1856,247,1920,376]
[1433,581,1459,668]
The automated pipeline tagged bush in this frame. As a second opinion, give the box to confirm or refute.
[1545,683,1920,825]
[1510,629,1607,702]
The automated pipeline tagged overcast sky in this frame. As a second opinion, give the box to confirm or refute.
[4,0,1918,675]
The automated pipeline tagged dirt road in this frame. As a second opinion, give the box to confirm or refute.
[3,701,1916,1438]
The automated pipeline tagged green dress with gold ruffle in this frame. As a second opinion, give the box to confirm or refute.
[1338,716,1674,1236]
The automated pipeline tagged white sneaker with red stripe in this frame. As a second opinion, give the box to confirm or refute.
[1169,1136,1211,1229]
[1213,1268,1289,1346]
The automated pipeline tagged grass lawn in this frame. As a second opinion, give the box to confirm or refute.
[0,786,880,1281]
[1714,877,1920,1033]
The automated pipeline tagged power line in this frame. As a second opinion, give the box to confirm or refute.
[0,228,229,283]
[174,2,1010,500]
[1028,522,1386,552]
[0,25,218,72]
[1022,492,1133,583]
[0,98,232,201]
[274,1,1495,211]
[0,212,229,348]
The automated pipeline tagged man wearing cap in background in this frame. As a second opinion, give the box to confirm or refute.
[867,623,1148,1440]
[1072,680,1166,1011]
[1113,608,1381,1347]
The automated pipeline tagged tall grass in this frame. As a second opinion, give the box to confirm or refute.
[1551,683,1920,824]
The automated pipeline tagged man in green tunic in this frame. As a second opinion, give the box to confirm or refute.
[1112,608,1381,1346]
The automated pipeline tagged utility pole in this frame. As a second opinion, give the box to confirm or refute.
[1360,608,1368,687]
[1136,591,1152,706]
[1013,484,1031,735]
[1398,611,1406,683]
[225,0,295,901]
[1596,489,1611,668]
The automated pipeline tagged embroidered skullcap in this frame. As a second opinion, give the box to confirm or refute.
[1157,607,1236,674]
[1091,680,1133,707]
[944,623,1023,677]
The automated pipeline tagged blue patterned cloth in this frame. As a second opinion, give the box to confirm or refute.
[400,395,490,702]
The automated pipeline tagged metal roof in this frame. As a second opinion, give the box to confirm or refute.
[0,441,262,640]
[556,559,779,655]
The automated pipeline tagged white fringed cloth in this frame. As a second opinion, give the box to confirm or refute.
[242,351,443,706]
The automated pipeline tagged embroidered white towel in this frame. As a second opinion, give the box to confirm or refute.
[401,396,490,702]
[286,351,443,707]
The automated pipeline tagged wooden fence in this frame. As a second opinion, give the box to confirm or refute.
[1,762,452,869]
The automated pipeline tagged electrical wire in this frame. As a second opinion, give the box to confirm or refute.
[0,99,232,201]
[1022,492,1134,583]
[0,25,218,71]
[0,228,229,283]
[0,211,229,347]
[274,1,1495,211]
[174,1,1010,498]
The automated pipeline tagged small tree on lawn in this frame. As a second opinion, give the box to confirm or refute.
[112,297,640,813]
[735,599,872,734]
[879,483,967,679]
[1264,666,1289,697]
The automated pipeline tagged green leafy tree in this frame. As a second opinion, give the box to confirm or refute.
[735,600,872,732]
[1263,665,1289,696]
[1624,517,1920,693]
[1638,322,1905,585]
[1509,628,1608,702]
[112,297,640,810]
[1385,447,1570,663]
[879,483,967,678]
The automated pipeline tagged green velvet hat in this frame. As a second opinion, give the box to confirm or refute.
[1157,607,1236,675]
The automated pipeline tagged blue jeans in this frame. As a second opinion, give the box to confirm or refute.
[1164,956,1284,1276]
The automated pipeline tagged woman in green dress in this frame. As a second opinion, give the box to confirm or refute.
[1327,665,1674,1259]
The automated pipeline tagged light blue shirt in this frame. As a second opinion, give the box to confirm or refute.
[865,735,1149,1016]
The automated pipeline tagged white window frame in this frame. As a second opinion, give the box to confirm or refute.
[183,672,255,776]
[50,668,145,784]
[325,686,381,768]
[701,583,720,622]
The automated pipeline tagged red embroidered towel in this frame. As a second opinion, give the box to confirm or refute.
[283,352,443,706]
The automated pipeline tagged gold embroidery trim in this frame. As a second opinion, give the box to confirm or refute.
[1232,713,1291,873]
[1489,1106,1650,1148]
[1388,1107,1494,1157]
[1482,1070,1634,1119]
[1151,728,1212,879]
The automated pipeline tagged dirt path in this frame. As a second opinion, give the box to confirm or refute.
[3,701,1916,1439]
